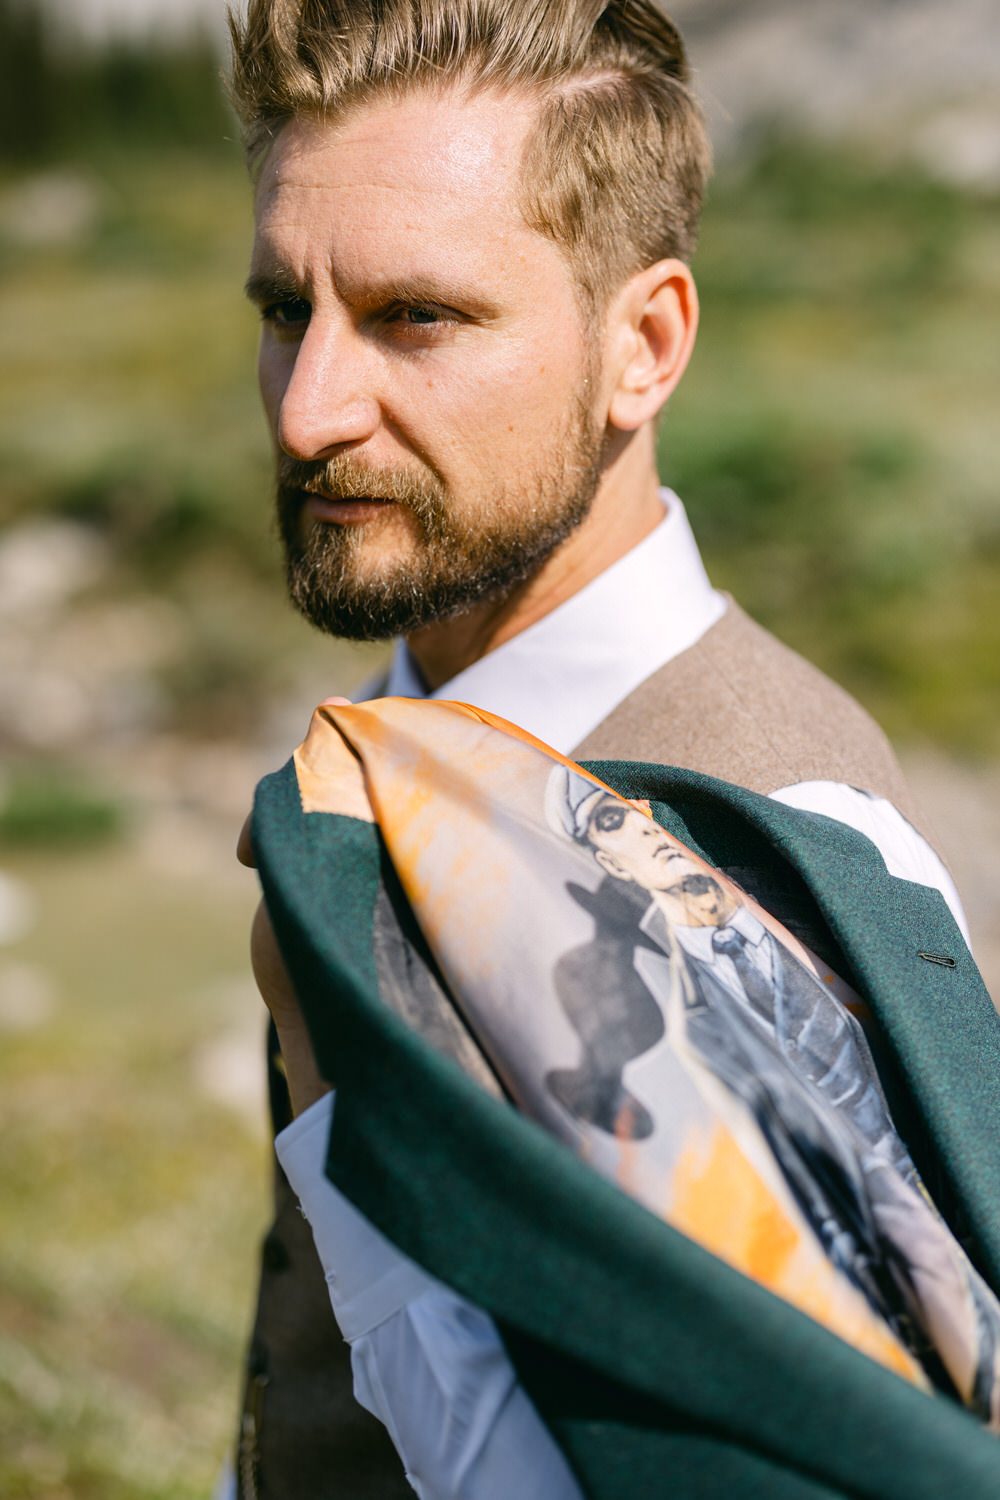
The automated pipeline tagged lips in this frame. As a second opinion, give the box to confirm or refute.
[302,491,395,523]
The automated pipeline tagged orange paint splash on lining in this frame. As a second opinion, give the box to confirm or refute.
[670,1123,925,1386]
[325,701,509,918]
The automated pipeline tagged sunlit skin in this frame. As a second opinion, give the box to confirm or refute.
[584,795,739,928]
[247,87,699,688]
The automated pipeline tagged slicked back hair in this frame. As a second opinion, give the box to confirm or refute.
[228,0,712,316]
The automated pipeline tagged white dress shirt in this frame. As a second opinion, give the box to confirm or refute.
[273,489,971,1500]
[381,486,727,753]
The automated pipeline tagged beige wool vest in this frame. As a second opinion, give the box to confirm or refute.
[573,600,924,832]
[234,601,932,1499]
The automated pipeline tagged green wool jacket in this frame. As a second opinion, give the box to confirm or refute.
[252,754,1000,1500]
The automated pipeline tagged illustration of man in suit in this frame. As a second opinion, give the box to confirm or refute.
[559,776,900,1154]
[545,766,1000,1423]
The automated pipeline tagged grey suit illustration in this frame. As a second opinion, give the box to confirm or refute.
[544,766,1000,1420]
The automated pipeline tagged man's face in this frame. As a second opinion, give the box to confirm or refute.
[586,797,702,892]
[585,796,736,927]
[248,90,606,640]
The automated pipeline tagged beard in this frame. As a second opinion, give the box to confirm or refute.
[275,395,605,642]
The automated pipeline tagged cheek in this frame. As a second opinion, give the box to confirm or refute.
[391,370,540,487]
[424,328,585,447]
[617,843,652,879]
[433,356,536,435]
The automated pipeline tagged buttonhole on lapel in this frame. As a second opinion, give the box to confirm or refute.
[918,951,957,968]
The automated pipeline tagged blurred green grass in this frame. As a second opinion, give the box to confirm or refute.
[0,844,266,1499]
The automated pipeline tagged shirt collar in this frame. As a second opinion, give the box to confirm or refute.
[382,489,725,754]
[638,891,767,959]
[727,905,767,946]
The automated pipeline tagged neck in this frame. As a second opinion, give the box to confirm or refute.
[406,428,664,689]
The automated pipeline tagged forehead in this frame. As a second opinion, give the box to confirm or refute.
[253,88,548,280]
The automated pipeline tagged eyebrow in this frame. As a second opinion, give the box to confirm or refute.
[244,268,304,307]
[355,275,494,314]
[245,264,498,320]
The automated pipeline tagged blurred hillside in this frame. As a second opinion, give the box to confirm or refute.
[674,0,1000,186]
[31,0,1000,184]
[0,5,998,1497]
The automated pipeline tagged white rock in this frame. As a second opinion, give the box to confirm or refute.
[2,672,95,749]
[0,520,108,623]
[913,108,1000,191]
[0,871,37,945]
[191,1018,267,1131]
[0,171,101,249]
[0,963,57,1031]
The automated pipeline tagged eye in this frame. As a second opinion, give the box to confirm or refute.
[262,297,312,330]
[594,804,626,833]
[404,306,440,325]
[383,302,458,338]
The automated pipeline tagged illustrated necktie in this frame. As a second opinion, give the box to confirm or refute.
[711,923,775,1020]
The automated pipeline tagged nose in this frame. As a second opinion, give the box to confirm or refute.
[265,316,381,462]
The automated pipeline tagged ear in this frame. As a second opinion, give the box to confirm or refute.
[605,259,699,433]
[595,848,633,882]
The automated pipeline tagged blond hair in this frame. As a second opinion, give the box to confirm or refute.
[228,0,711,312]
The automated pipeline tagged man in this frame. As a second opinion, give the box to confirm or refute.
[568,784,901,1160]
[224,1,972,1495]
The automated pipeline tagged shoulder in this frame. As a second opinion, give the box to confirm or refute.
[573,599,921,827]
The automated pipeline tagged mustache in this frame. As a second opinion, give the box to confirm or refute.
[277,454,446,508]
[670,873,722,898]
